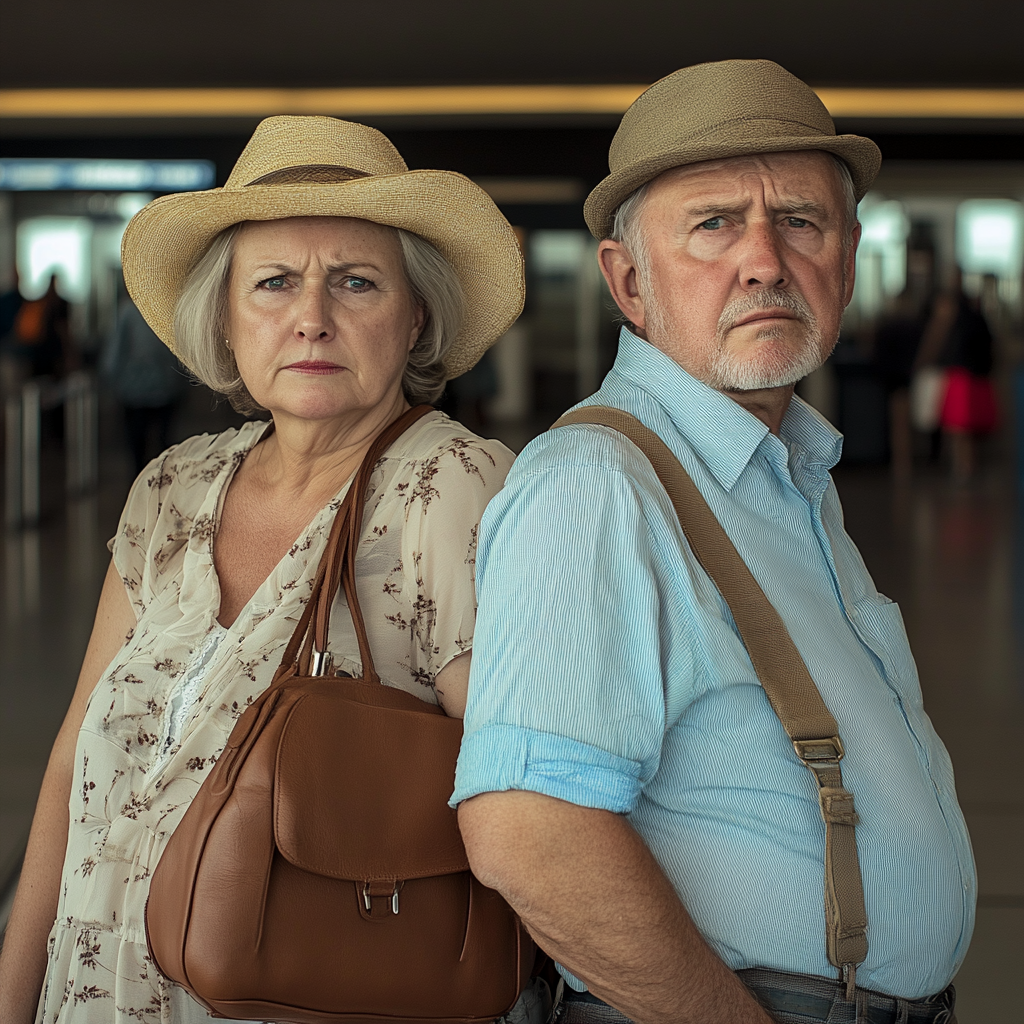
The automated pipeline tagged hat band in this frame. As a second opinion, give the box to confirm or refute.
[245,164,371,186]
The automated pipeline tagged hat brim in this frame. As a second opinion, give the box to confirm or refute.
[584,133,882,239]
[121,170,524,380]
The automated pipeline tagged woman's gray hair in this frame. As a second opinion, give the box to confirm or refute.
[172,221,464,415]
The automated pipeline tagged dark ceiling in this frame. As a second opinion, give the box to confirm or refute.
[3,0,1024,90]
[3,0,1023,189]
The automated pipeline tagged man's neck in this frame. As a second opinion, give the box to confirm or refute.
[629,325,795,435]
[719,384,795,436]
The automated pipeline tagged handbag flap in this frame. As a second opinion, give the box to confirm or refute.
[273,681,470,881]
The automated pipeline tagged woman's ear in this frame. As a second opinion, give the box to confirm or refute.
[409,300,427,351]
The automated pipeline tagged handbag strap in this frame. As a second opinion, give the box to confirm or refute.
[553,406,868,993]
[276,404,434,683]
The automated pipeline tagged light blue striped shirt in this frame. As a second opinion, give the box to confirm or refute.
[454,328,976,1000]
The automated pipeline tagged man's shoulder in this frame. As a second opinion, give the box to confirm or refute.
[512,399,681,481]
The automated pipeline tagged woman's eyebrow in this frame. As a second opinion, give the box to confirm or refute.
[247,260,386,275]
[249,262,294,274]
[326,261,384,274]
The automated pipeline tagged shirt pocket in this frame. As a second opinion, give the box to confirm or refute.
[848,595,925,709]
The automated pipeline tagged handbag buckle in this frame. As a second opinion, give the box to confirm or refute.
[362,881,400,915]
[311,649,334,676]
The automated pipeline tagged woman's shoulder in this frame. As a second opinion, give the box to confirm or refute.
[385,409,515,477]
[141,420,267,492]
[371,410,514,517]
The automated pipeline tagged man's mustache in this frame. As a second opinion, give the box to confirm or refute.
[717,288,814,333]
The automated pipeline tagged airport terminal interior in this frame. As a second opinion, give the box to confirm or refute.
[1,3,1023,1021]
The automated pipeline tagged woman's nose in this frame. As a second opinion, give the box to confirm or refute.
[294,286,333,342]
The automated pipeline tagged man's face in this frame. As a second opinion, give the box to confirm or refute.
[599,151,859,393]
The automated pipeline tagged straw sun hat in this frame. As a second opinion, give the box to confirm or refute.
[121,115,525,380]
[584,59,882,240]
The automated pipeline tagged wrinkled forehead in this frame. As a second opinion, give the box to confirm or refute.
[646,150,843,210]
[233,215,401,262]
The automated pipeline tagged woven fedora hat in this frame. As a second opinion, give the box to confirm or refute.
[584,59,882,239]
[121,115,524,379]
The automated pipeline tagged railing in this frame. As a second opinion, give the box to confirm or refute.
[4,371,98,530]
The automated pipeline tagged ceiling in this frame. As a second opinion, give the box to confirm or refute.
[3,0,1023,91]
[2,0,1022,183]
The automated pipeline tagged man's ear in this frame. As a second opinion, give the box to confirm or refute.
[598,240,647,331]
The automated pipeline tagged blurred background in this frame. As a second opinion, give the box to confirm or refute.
[1,2,1022,1019]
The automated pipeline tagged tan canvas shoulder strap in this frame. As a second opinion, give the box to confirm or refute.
[554,406,868,994]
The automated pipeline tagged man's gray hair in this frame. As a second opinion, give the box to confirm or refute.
[609,153,859,256]
[173,222,464,415]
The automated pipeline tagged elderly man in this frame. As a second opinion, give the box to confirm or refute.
[453,61,974,1024]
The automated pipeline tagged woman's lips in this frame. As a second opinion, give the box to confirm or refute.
[284,361,345,375]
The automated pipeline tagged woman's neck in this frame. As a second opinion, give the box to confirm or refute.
[248,391,412,505]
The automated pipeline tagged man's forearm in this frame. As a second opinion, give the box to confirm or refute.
[458,791,772,1024]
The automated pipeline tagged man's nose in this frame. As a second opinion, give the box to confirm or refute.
[294,285,333,342]
[738,222,788,291]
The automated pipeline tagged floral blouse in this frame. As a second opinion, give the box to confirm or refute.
[37,411,514,1023]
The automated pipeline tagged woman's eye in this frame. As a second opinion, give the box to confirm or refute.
[343,276,373,291]
[698,217,725,231]
[258,276,287,290]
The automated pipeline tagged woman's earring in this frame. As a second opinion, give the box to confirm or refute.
[224,339,231,349]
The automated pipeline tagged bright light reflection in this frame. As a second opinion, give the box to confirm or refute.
[957,200,1024,278]
[16,217,92,301]
[853,196,909,318]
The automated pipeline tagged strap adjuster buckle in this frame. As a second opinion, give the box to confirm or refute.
[793,736,845,764]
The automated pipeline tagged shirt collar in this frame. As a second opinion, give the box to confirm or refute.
[606,328,842,488]
[780,395,844,471]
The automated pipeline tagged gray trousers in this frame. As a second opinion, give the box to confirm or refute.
[552,969,958,1024]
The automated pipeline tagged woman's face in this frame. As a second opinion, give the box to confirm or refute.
[225,216,424,423]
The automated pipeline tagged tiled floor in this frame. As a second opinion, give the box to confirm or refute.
[833,465,1024,1023]
[1,417,1021,1022]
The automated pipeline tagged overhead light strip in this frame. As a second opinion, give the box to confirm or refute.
[1,85,1024,120]
[816,88,1024,118]
[0,86,646,118]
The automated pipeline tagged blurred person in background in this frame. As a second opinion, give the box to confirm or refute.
[0,115,526,1024]
[873,247,936,478]
[0,266,25,394]
[917,267,997,481]
[102,277,189,474]
[442,345,499,434]
[0,272,70,386]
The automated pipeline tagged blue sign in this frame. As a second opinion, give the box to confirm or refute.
[0,158,215,192]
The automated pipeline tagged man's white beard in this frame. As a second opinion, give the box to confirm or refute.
[645,286,837,393]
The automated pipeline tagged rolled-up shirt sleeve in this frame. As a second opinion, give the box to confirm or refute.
[452,444,676,812]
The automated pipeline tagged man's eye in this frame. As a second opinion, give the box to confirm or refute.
[698,217,725,231]
[786,217,809,228]
[258,276,287,290]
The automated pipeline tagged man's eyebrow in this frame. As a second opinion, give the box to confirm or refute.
[772,200,832,218]
[685,203,748,220]
[683,200,834,220]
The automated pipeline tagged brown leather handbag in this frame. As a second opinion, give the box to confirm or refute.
[145,405,534,1023]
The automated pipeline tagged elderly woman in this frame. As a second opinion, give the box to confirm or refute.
[0,116,524,1024]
